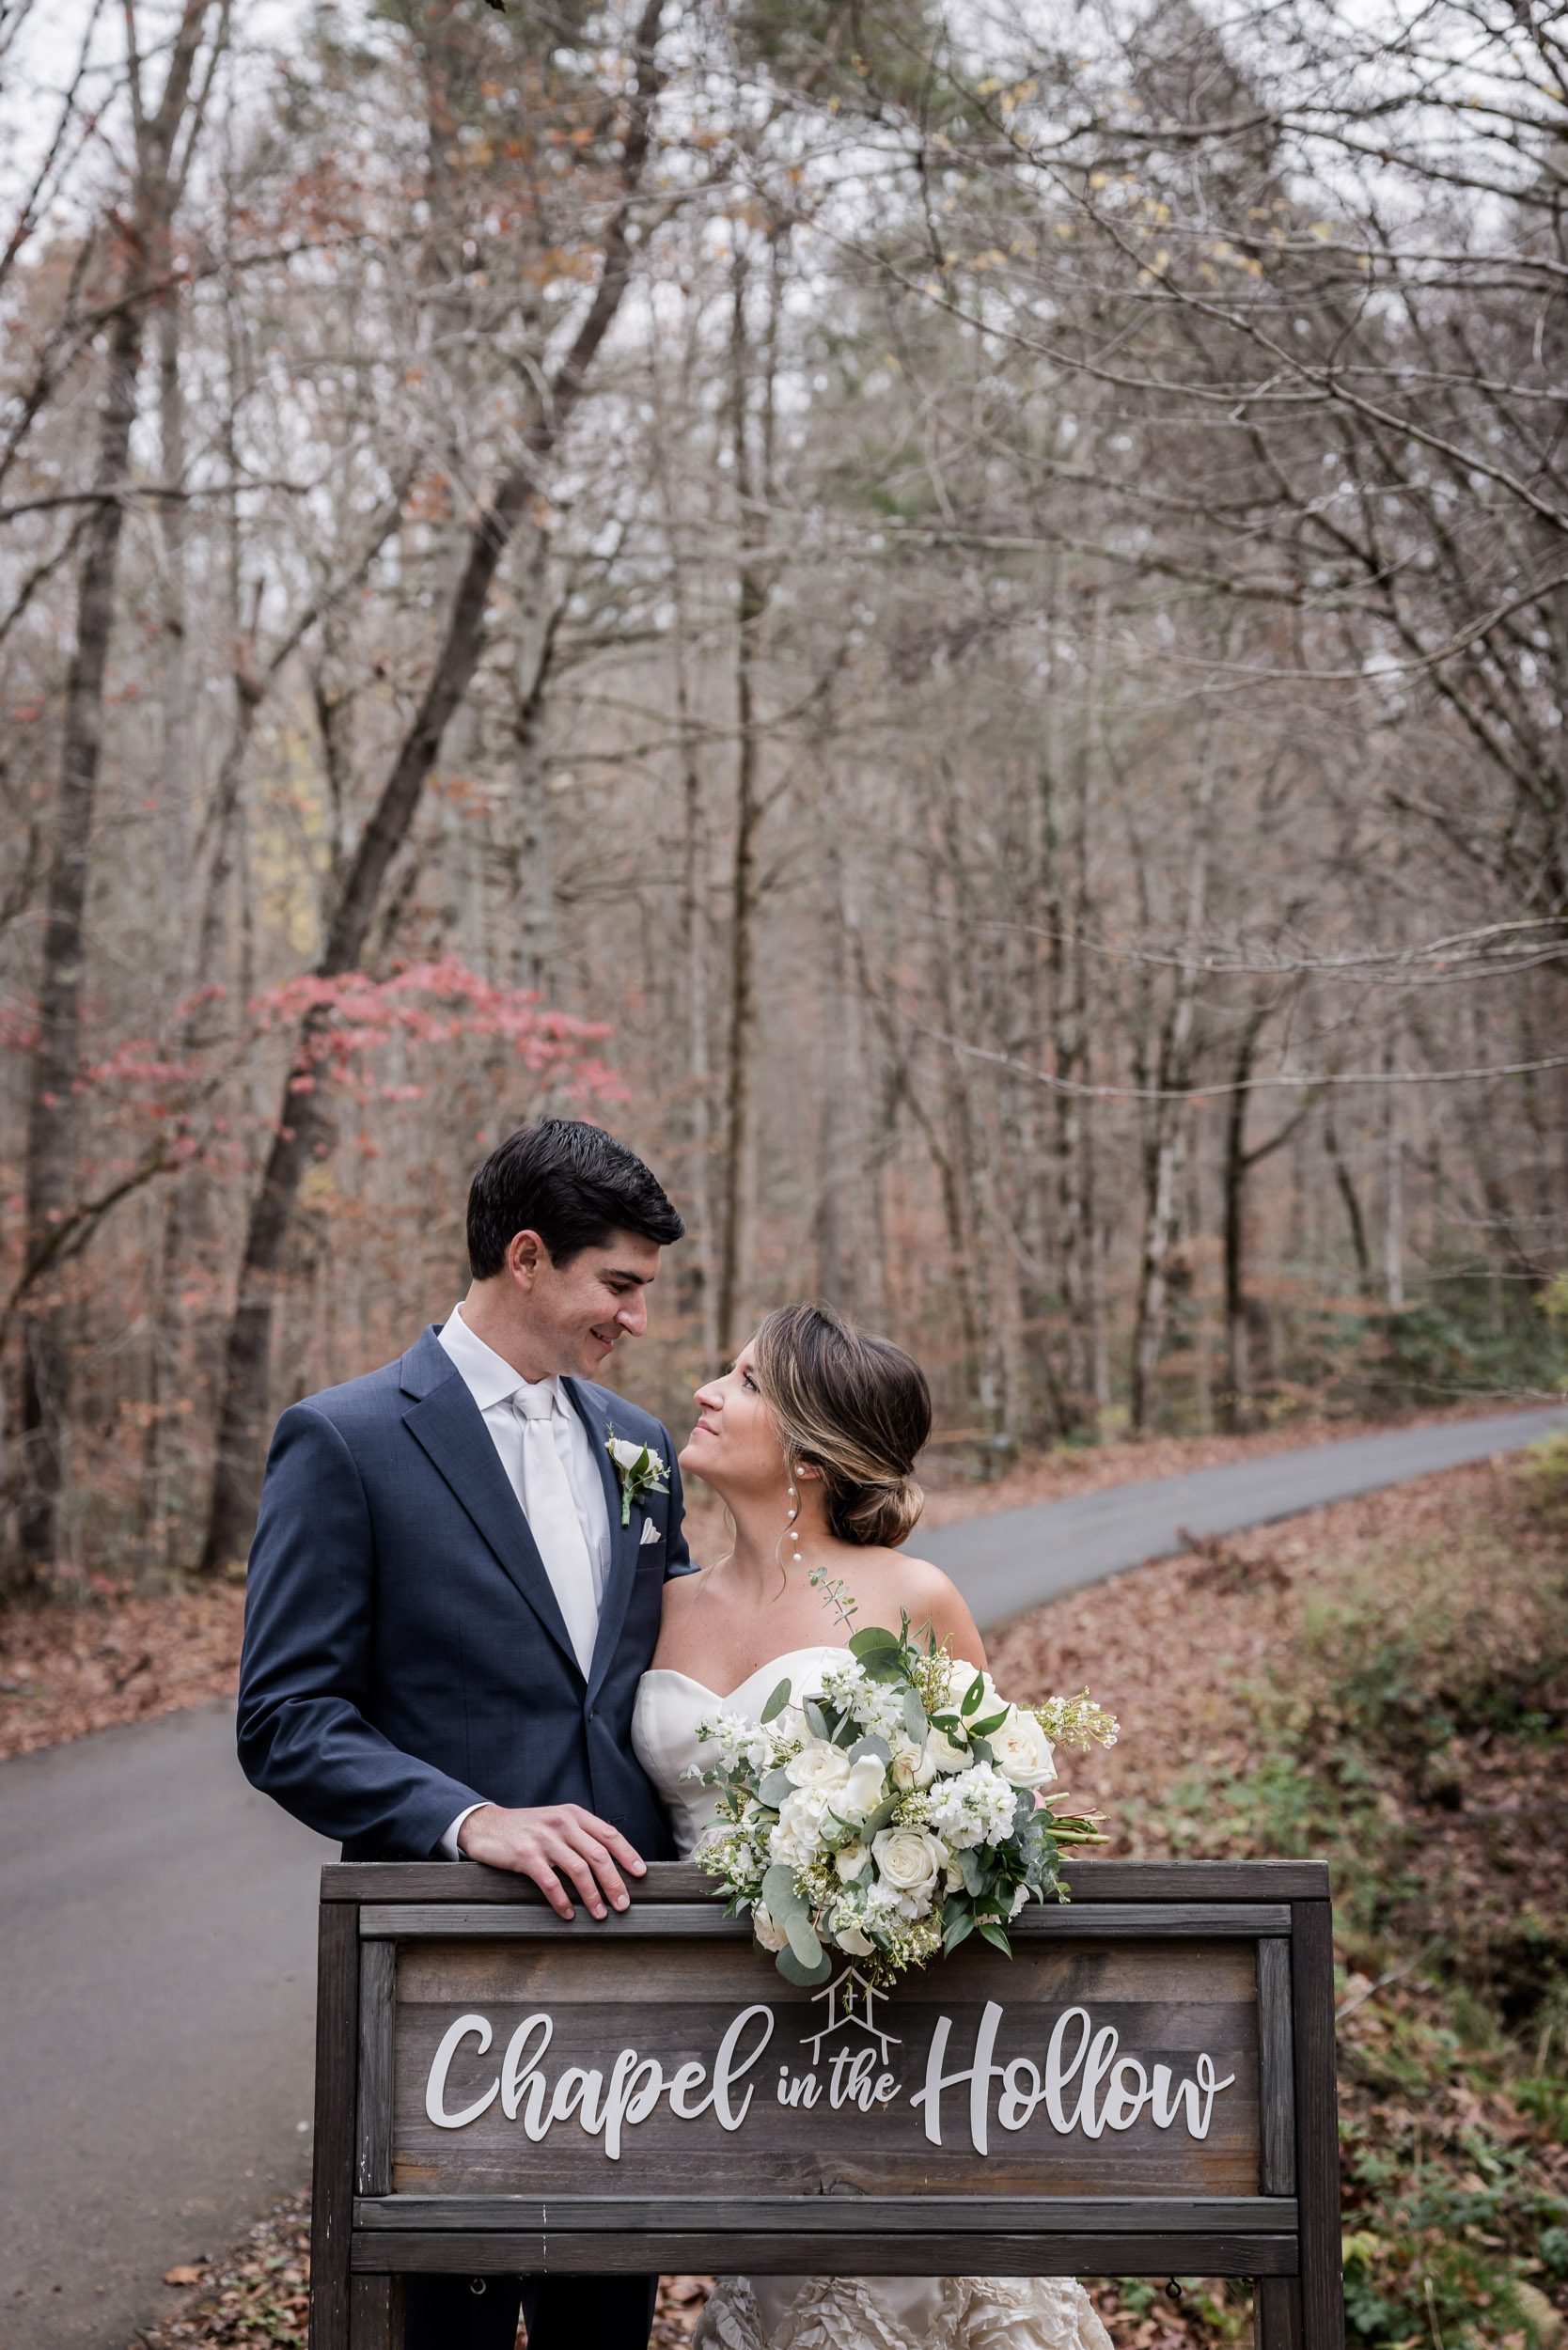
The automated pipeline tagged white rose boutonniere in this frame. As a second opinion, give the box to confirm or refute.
[605,1431,669,1528]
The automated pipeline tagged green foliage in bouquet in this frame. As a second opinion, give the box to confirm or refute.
[691,1616,1119,1988]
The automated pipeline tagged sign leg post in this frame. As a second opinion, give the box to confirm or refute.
[350,2275,400,2349]
[1255,2276,1304,2350]
[309,1898,359,2350]
[1291,1901,1345,2350]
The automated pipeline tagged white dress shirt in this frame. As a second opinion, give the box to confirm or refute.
[433,1303,613,1857]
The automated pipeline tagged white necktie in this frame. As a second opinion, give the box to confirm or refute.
[512,1386,599,1676]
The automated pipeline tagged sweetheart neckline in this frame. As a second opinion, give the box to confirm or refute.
[638,1643,848,1706]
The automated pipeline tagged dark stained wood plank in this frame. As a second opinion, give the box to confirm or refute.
[361,1901,1291,1941]
[388,1933,1262,2201]
[1256,2274,1304,2350]
[356,1942,396,2198]
[1257,1937,1295,2199]
[1290,1902,1344,2350]
[397,1932,1258,2008]
[349,2230,1301,2278]
[349,2274,400,2350]
[354,2194,1297,2235]
[309,1902,360,2350]
[321,1860,1331,1905]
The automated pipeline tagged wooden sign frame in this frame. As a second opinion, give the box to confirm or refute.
[311,1859,1342,2350]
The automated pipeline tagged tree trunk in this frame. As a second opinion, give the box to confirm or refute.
[197,0,667,1572]
[716,234,782,1357]
[1325,1104,1373,1292]
[509,529,561,998]
[1220,1002,1308,1433]
[15,0,214,1588]
[1128,750,1216,1434]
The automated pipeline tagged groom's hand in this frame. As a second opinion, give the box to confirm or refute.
[455,1803,646,1920]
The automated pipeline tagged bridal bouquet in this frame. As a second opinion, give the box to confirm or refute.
[691,1620,1120,1987]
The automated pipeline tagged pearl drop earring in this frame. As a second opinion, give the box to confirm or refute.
[787,1469,802,1570]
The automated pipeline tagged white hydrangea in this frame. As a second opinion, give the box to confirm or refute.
[771,1786,833,1867]
[925,1761,1019,1852]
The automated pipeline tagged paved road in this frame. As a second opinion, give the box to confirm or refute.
[0,1706,333,2350]
[1,1403,1561,2350]
[920,1404,1567,1626]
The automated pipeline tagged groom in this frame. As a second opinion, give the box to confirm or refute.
[237,1119,691,2350]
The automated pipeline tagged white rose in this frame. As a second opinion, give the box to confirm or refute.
[786,1741,852,1792]
[989,1710,1058,1791]
[944,1857,965,1893]
[946,1657,996,1705]
[608,1435,651,1470]
[890,1740,937,1792]
[924,1727,971,1776]
[871,1827,943,1901]
[751,1901,790,1952]
[834,1921,874,1958]
[838,1755,887,1819]
[835,1841,871,1881]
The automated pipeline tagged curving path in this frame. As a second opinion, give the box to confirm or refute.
[0,1402,1561,2349]
[918,1403,1568,1626]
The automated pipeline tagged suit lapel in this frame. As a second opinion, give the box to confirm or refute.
[400,1330,583,1680]
[566,1378,639,1698]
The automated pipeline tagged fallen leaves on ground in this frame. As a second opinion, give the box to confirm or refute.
[0,1578,245,1762]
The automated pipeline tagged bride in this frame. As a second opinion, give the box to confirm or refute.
[632,1301,1112,2350]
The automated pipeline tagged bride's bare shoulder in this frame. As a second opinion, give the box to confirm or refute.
[851,1548,983,1655]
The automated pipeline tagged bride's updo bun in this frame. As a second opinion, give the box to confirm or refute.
[752,1302,931,1549]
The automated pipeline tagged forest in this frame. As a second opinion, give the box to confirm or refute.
[3,0,1565,1600]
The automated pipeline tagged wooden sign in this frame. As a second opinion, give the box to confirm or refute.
[312,1860,1343,2350]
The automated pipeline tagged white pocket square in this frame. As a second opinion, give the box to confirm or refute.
[638,1518,662,1547]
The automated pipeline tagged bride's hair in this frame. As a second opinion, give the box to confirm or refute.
[752,1302,931,1549]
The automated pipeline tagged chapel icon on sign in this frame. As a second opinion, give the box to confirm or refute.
[801,1966,902,2067]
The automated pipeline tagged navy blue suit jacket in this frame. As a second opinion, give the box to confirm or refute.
[236,1324,692,1861]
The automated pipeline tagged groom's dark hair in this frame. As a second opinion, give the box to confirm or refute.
[467,1120,684,1277]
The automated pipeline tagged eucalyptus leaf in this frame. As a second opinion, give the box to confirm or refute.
[902,1690,929,1742]
[859,1653,905,1684]
[969,1736,993,1764]
[776,1941,834,1987]
[849,1735,892,1765]
[759,1767,795,1809]
[848,1626,901,1658]
[759,1679,793,1725]
[762,1863,807,1920]
[786,1911,823,1968]
[802,1698,832,1741]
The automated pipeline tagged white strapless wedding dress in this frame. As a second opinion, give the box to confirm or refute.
[632,1646,1114,2350]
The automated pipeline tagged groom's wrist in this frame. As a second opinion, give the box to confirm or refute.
[442,1802,491,1861]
